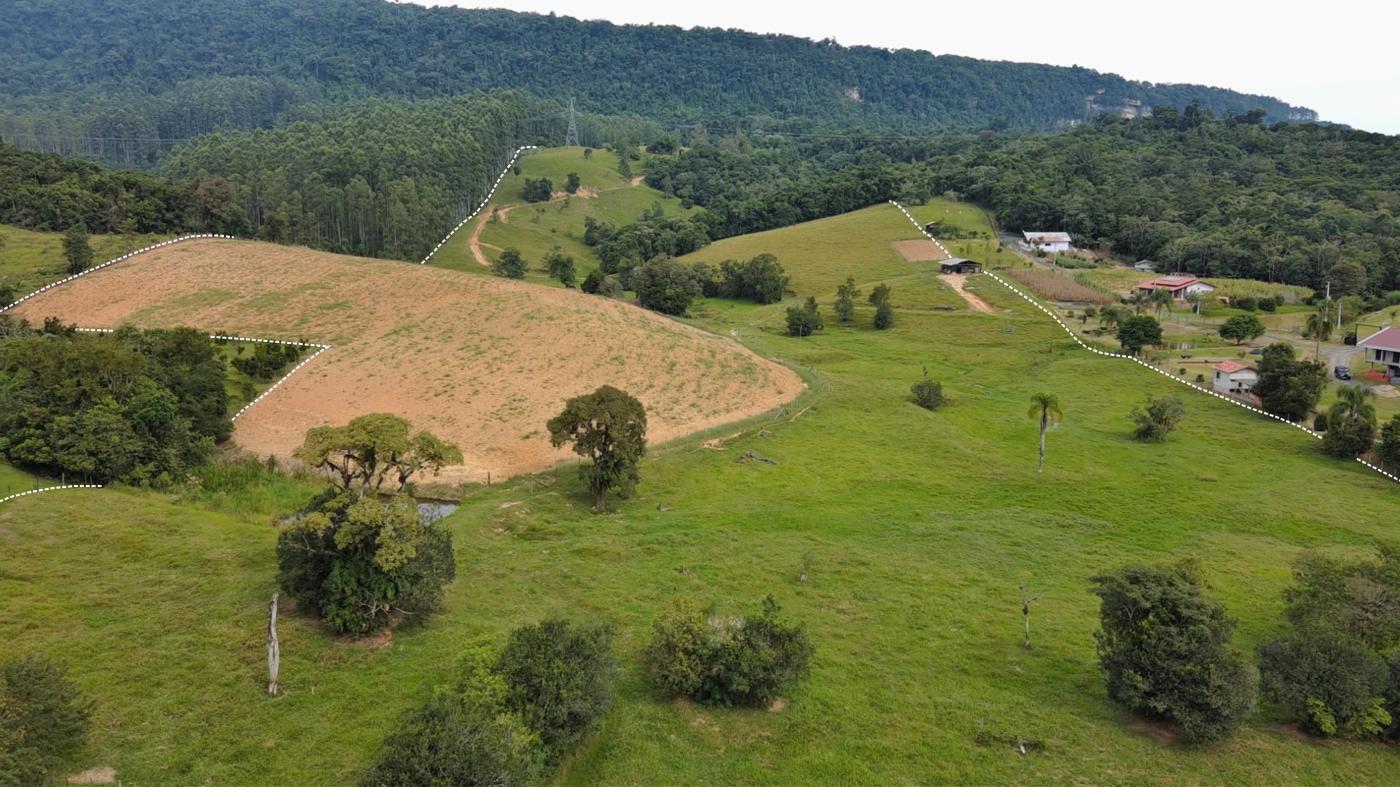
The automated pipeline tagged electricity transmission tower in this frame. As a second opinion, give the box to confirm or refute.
[564,98,580,147]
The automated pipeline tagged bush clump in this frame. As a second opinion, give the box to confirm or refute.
[1091,562,1256,743]
[644,596,813,707]
[0,656,93,786]
[785,296,823,337]
[910,368,944,411]
[1258,629,1392,737]
[494,620,618,763]
[1129,395,1185,441]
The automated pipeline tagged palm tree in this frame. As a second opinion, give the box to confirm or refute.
[1027,392,1063,473]
[1304,302,1333,359]
[1184,291,1204,316]
[1335,384,1376,424]
[1149,288,1174,319]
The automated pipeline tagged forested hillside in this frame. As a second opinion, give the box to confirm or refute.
[0,0,1311,164]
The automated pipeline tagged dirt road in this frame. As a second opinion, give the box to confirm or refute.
[943,273,996,313]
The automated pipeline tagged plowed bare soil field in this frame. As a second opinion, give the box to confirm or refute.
[12,239,804,482]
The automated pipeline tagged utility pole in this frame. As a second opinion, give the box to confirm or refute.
[564,98,580,147]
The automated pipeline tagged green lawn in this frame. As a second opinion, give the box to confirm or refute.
[0,225,172,305]
[902,199,1030,271]
[5,204,1400,784]
[429,146,694,282]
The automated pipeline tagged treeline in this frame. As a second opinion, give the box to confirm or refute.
[927,110,1400,292]
[0,141,242,234]
[0,320,229,485]
[0,0,1310,147]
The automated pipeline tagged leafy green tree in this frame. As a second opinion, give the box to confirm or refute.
[1322,386,1377,458]
[543,246,577,287]
[644,596,812,707]
[277,490,456,635]
[874,299,894,329]
[785,296,823,337]
[910,367,943,410]
[1091,563,1257,743]
[1116,315,1162,355]
[522,177,553,202]
[547,385,647,512]
[632,257,702,315]
[1253,342,1327,422]
[717,253,788,304]
[868,283,892,307]
[1283,545,1400,651]
[1258,629,1392,738]
[1329,260,1367,297]
[0,656,93,787]
[491,248,527,279]
[1027,392,1062,473]
[494,620,617,763]
[61,224,93,275]
[1218,313,1265,345]
[834,276,860,322]
[564,172,581,194]
[1130,395,1185,442]
[1378,415,1400,472]
[293,413,463,492]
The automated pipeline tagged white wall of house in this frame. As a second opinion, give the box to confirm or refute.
[1031,241,1071,253]
[1212,370,1258,395]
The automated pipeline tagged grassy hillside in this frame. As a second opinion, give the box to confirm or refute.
[0,225,171,305]
[4,203,1398,784]
[431,147,694,280]
[679,205,967,312]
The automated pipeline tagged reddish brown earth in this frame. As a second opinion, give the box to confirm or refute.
[13,239,805,483]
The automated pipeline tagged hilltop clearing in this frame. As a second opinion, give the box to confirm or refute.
[10,239,803,483]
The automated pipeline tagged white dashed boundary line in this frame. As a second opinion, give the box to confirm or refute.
[0,484,104,506]
[889,200,1400,485]
[73,328,332,421]
[0,234,236,315]
[418,145,538,265]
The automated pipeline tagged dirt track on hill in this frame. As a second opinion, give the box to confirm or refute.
[14,240,805,483]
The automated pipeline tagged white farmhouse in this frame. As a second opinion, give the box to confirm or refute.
[1212,361,1258,396]
[1022,231,1072,253]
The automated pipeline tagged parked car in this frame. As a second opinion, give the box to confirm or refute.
[1247,347,1264,356]
[1334,366,1352,380]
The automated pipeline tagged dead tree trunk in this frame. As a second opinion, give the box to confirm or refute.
[267,592,281,697]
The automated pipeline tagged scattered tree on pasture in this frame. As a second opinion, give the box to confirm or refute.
[583,148,593,159]
[492,248,527,279]
[1322,385,1377,458]
[910,366,944,410]
[522,177,553,202]
[62,224,93,275]
[785,296,823,337]
[293,413,463,493]
[874,299,894,329]
[493,620,617,763]
[1091,562,1257,743]
[714,253,788,304]
[547,385,647,512]
[633,257,702,315]
[1253,342,1327,422]
[868,283,892,308]
[0,656,93,786]
[543,246,577,287]
[1115,314,1162,355]
[1027,392,1062,473]
[1218,313,1265,345]
[564,172,581,194]
[1129,395,1186,442]
[834,275,860,322]
[1019,585,1041,649]
[644,596,812,707]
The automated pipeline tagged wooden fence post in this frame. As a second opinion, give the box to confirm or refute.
[267,593,280,697]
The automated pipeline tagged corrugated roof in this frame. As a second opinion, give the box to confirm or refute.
[1359,325,1400,352]
[1023,231,1071,243]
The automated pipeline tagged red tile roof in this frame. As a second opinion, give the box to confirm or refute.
[1213,361,1253,374]
[1359,326,1400,352]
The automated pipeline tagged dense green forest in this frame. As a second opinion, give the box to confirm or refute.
[0,0,1311,167]
[644,111,1400,292]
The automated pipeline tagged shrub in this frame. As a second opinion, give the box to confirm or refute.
[361,642,545,786]
[277,491,456,635]
[542,246,576,288]
[1258,628,1391,737]
[563,172,580,194]
[1235,296,1258,312]
[1091,563,1256,743]
[1379,415,1400,471]
[632,257,702,315]
[644,596,813,708]
[910,368,944,411]
[785,296,823,337]
[0,656,93,786]
[1129,395,1185,442]
[0,283,14,309]
[522,177,552,202]
[491,248,527,279]
[494,620,617,763]
[873,300,894,329]
[1258,297,1278,313]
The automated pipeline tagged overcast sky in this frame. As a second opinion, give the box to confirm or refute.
[408,0,1399,135]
